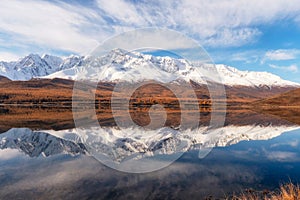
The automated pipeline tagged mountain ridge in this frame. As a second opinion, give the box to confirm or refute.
[0,49,298,87]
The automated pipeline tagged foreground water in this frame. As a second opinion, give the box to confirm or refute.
[0,107,300,199]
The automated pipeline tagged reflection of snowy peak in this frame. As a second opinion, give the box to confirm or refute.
[0,49,299,87]
[1,125,299,161]
[45,125,300,163]
[0,128,87,157]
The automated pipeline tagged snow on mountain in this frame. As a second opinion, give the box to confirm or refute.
[0,54,83,81]
[45,49,299,87]
[0,49,299,87]
[42,54,63,69]
[0,128,87,157]
[215,64,298,87]
[59,54,86,70]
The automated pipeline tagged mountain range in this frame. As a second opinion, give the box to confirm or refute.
[0,49,299,88]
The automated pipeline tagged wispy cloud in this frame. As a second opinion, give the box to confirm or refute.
[230,50,261,63]
[263,49,300,61]
[97,0,300,47]
[0,52,21,61]
[1,0,300,60]
[0,0,106,57]
[269,64,299,73]
[203,28,261,47]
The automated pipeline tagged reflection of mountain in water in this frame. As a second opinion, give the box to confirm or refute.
[1,123,299,163]
[48,125,300,163]
[0,128,87,157]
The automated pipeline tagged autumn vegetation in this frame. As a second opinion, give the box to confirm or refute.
[231,183,300,200]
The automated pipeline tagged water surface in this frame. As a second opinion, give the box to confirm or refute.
[0,106,299,199]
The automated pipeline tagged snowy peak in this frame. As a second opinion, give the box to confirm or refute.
[42,54,63,69]
[0,54,82,80]
[47,49,299,87]
[0,49,299,87]
[215,64,299,87]
[60,55,85,70]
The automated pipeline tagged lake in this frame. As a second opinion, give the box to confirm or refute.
[0,106,299,199]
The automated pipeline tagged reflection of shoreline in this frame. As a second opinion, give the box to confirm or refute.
[0,105,298,133]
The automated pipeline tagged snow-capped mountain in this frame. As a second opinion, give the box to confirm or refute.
[0,128,87,157]
[46,49,299,87]
[0,54,84,81]
[0,49,298,87]
[212,64,298,87]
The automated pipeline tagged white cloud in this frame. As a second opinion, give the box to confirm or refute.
[0,0,105,56]
[97,0,145,26]
[264,49,300,61]
[230,51,261,63]
[96,0,300,47]
[203,28,261,47]
[1,0,300,59]
[269,64,299,73]
[0,52,21,62]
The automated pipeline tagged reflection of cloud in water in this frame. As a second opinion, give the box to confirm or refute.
[270,140,299,148]
[1,128,300,198]
[0,149,24,161]
[0,153,263,199]
[264,150,299,162]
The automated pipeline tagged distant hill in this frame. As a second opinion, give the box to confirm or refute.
[0,76,296,106]
[253,88,300,124]
[254,87,300,107]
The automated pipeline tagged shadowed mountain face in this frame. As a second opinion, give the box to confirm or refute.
[0,75,11,82]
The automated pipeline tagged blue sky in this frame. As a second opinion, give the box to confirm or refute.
[0,0,300,82]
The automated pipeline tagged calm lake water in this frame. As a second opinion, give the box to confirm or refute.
[0,107,299,199]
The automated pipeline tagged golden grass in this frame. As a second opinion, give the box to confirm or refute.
[232,183,300,200]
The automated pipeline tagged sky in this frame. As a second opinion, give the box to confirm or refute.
[0,0,300,82]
